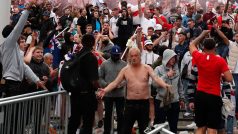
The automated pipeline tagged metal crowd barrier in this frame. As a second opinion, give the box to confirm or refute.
[0,90,70,134]
[144,122,175,134]
[0,90,48,102]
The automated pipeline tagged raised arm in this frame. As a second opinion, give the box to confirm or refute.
[214,26,229,45]
[24,46,35,64]
[108,27,114,40]
[138,0,142,18]
[8,10,30,45]
[189,30,210,54]
[153,32,167,47]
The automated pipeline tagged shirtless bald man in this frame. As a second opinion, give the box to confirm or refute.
[97,47,171,134]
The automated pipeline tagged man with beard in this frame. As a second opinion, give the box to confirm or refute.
[175,32,189,68]
[99,45,127,134]
[97,47,171,134]
[141,40,159,66]
[101,22,114,40]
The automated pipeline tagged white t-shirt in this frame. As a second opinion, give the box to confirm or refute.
[141,50,159,65]
[229,40,238,72]
[50,11,58,24]
[73,17,79,29]
[140,14,156,35]
[110,16,119,38]
[26,35,32,45]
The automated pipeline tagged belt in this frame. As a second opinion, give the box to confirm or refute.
[126,99,149,104]
[1,79,21,85]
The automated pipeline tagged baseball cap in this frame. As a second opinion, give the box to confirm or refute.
[93,30,99,34]
[154,24,162,31]
[18,4,25,9]
[144,40,153,46]
[110,45,122,55]
[42,11,50,17]
[194,14,202,21]
[178,31,187,38]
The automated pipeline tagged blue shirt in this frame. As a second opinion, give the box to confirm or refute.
[96,20,101,32]
[175,40,189,61]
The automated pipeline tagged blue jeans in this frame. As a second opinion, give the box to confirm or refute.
[226,115,234,134]
[216,44,229,58]
[182,79,192,113]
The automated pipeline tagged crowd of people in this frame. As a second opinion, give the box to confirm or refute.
[1,0,238,134]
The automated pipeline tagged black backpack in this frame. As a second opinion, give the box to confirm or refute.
[60,51,90,92]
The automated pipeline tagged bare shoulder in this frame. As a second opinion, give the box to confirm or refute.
[121,65,129,73]
[144,64,153,71]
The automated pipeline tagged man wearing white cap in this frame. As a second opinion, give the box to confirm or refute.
[150,24,163,42]
[141,39,159,66]
[154,24,162,31]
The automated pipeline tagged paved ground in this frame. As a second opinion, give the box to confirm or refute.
[91,122,238,134]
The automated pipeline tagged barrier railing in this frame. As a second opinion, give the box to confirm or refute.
[0,90,70,134]
[144,122,175,134]
[0,90,48,102]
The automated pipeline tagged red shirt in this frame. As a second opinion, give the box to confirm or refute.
[192,50,229,96]
[154,15,173,30]
[92,51,103,66]
[217,15,222,27]
[235,14,238,23]
[203,12,215,24]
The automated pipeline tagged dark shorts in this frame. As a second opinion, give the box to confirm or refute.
[195,91,223,129]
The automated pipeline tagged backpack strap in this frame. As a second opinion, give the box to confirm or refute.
[75,50,91,60]
[69,50,91,66]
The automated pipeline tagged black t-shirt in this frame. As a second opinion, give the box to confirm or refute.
[151,34,159,42]
[77,16,88,35]
[78,48,99,92]
[59,15,73,29]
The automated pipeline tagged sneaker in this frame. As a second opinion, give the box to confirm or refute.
[179,131,189,134]
[183,112,193,118]
[97,120,103,128]
[186,122,197,129]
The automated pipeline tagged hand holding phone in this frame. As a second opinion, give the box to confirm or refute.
[136,26,142,33]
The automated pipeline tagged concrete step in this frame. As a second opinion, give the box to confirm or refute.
[177,110,195,132]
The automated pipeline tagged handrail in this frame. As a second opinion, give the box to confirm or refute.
[145,122,175,134]
[0,90,48,102]
[0,90,67,106]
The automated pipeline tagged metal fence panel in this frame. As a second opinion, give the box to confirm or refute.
[0,91,69,134]
[144,122,175,134]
